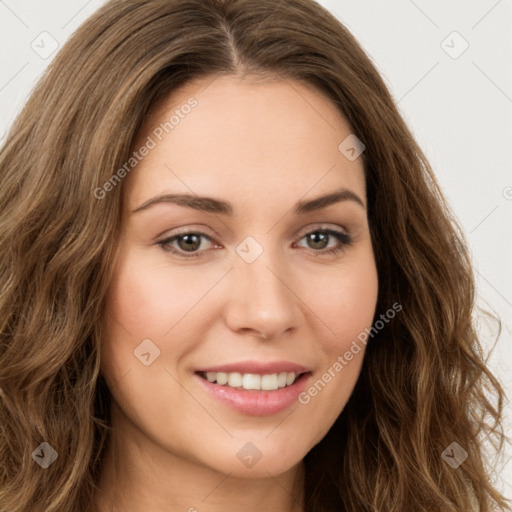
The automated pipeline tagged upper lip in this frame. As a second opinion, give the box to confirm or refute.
[195,360,311,375]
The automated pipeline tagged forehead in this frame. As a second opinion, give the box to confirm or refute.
[125,75,365,213]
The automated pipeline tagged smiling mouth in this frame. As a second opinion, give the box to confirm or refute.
[196,371,310,391]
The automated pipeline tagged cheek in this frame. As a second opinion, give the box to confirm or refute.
[295,248,377,431]
[100,246,225,391]
[105,248,217,339]
[106,259,171,336]
[309,249,378,353]
[99,250,177,386]
[99,251,202,433]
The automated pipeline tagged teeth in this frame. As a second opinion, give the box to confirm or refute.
[260,374,278,390]
[242,373,261,390]
[228,372,242,388]
[202,371,300,390]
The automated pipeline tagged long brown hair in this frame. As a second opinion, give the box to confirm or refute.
[0,0,509,510]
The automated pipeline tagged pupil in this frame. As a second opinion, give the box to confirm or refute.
[179,234,200,251]
[309,232,328,249]
[176,232,330,252]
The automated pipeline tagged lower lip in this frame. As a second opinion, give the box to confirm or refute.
[194,372,312,416]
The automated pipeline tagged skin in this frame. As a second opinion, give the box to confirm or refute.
[95,74,378,512]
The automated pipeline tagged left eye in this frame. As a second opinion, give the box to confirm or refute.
[157,228,352,259]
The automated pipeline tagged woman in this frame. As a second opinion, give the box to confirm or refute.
[0,0,509,510]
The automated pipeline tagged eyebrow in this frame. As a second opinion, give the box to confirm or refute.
[131,186,366,215]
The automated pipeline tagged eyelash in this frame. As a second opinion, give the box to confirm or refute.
[156,227,353,259]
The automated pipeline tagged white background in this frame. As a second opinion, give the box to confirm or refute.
[1,0,510,501]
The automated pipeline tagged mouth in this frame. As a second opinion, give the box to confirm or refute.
[194,369,313,416]
[195,370,310,391]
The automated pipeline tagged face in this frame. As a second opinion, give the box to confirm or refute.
[100,74,378,479]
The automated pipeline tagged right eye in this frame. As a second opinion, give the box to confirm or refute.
[156,231,220,259]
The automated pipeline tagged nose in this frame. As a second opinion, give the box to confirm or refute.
[224,241,301,340]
